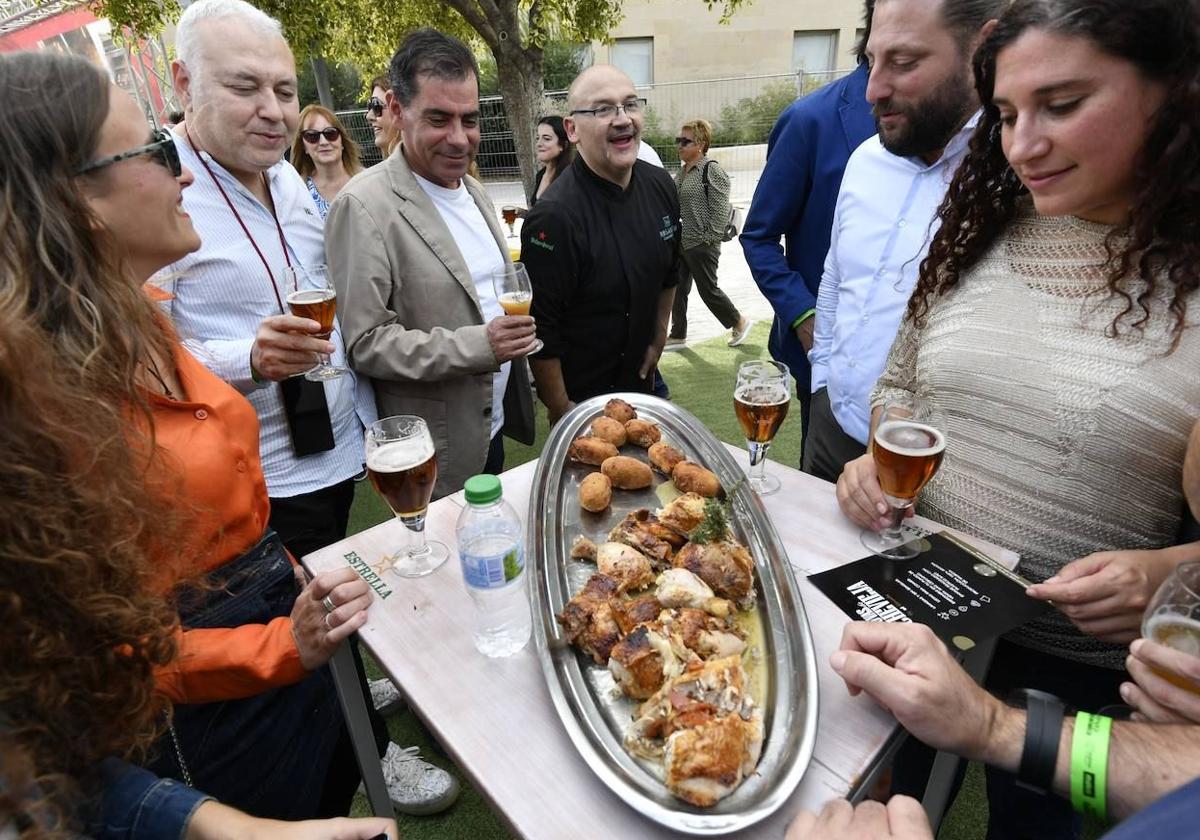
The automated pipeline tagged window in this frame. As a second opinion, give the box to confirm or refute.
[792,30,837,75]
[611,37,654,86]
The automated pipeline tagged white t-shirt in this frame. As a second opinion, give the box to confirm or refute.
[413,173,510,438]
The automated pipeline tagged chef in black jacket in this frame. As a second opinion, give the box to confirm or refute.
[521,65,680,425]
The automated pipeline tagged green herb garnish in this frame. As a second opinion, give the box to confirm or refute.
[688,476,745,544]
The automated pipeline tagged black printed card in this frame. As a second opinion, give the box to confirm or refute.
[808,531,1052,652]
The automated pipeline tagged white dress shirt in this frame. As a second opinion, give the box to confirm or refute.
[809,113,979,445]
[157,130,377,498]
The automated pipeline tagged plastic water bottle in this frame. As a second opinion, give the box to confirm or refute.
[455,474,531,657]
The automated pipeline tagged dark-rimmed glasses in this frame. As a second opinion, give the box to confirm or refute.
[366,97,385,117]
[302,127,341,144]
[75,127,181,177]
[674,136,695,147]
[569,98,646,121]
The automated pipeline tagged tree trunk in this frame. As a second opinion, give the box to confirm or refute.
[310,55,334,110]
[493,43,543,200]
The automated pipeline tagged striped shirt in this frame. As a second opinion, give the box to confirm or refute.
[156,130,376,498]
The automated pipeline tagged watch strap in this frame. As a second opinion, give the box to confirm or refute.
[1016,689,1066,795]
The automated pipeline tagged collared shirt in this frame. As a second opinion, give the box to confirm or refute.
[676,156,731,250]
[809,113,979,445]
[520,156,680,401]
[159,129,376,498]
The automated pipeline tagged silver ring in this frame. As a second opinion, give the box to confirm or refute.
[323,613,334,630]
[321,595,336,614]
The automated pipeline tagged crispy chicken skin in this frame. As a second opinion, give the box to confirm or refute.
[656,568,733,618]
[608,509,684,568]
[607,625,669,699]
[595,542,656,593]
[612,594,663,635]
[664,715,756,807]
[556,573,623,664]
[673,540,756,609]
[656,492,707,537]
[663,607,747,660]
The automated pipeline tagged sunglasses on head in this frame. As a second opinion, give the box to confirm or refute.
[674,137,695,147]
[366,97,385,117]
[75,127,182,177]
[302,127,341,144]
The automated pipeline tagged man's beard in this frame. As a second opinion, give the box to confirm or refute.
[874,69,975,159]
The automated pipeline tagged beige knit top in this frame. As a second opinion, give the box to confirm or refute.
[873,200,1200,668]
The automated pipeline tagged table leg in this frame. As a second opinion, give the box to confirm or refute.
[329,640,393,818]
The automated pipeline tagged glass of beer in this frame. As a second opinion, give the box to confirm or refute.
[734,360,791,495]
[491,262,543,355]
[365,416,448,577]
[501,205,519,238]
[1141,561,1200,694]
[861,403,945,560]
[285,264,346,381]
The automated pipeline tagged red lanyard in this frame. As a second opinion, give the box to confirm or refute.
[184,127,295,315]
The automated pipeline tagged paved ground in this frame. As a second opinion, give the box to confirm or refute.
[483,170,777,347]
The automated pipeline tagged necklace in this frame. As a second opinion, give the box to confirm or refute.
[145,356,176,400]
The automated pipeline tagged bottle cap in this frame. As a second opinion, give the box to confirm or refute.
[464,474,502,505]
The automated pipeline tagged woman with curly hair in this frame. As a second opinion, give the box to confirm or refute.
[290,104,362,218]
[0,51,394,838]
[836,0,1200,836]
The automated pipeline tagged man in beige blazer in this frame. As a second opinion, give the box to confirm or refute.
[326,28,536,499]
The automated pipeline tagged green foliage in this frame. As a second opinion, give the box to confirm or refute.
[88,0,180,36]
[710,81,798,147]
[639,103,680,166]
[297,60,364,109]
[543,42,588,91]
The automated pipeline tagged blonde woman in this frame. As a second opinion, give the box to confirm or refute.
[290,104,361,219]
[666,118,752,349]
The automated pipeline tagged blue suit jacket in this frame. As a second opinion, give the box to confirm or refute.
[740,64,875,392]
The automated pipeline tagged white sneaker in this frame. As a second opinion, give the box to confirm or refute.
[381,742,460,815]
[663,337,687,351]
[729,317,754,347]
[368,678,404,717]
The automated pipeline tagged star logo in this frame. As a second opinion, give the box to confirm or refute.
[372,552,402,576]
[538,231,547,240]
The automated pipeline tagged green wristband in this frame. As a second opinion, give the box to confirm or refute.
[791,308,816,330]
[1070,712,1112,821]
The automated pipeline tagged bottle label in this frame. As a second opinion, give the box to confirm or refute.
[460,544,524,590]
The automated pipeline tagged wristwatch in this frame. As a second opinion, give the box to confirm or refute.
[1010,688,1067,795]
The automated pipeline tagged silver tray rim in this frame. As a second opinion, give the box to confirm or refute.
[528,393,820,836]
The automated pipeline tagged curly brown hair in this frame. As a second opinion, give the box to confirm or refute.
[909,0,1200,343]
[0,52,183,836]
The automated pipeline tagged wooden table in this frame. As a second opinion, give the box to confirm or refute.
[305,446,1016,837]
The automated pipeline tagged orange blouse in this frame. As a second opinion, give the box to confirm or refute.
[147,338,307,703]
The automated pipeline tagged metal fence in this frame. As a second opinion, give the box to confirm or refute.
[337,68,848,195]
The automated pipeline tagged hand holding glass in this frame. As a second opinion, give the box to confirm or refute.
[861,404,945,560]
[285,264,346,381]
[734,360,790,495]
[1142,561,1200,695]
[365,416,448,577]
[492,262,543,355]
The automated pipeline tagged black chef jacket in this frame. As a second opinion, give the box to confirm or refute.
[521,155,680,402]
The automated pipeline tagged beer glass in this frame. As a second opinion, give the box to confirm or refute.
[365,416,448,577]
[285,264,346,381]
[734,360,791,495]
[501,205,518,238]
[1141,561,1200,694]
[861,403,945,560]
[491,262,543,355]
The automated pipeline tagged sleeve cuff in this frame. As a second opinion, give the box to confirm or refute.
[790,309,816,330]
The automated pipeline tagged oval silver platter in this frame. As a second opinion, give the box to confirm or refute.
[528,393,819,836]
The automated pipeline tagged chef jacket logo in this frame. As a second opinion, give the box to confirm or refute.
[659,215,678,242]
[527,230,555,252]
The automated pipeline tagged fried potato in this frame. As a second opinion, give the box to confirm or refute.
[590,416,628,447]
[604,398,638,424]
[602,455,654,490]
[648,441,686,475]
[579,473,613,512]
[625,418,662,448]
[672,461,721,498]
[569,437,620,466]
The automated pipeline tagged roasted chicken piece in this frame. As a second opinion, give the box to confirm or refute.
[612,593,663,635]
[656,492,707,537]
[656,568,732,617]
[673,540,756,609]
[608,509,685,568]
[661,607,747,660]
[664,712,763,807]
[597,542,655,593]
[608,623,688,700]
[556,573,623,664]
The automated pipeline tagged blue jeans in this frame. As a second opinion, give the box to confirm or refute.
[146,530,347,820]
[90,758,211,840]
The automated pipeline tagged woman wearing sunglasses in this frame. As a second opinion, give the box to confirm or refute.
[366,73,400,157]
[0,51,396,837]
[291,105,361,219]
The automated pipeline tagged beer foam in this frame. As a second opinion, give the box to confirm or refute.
[1145,613,1200,657]
[734,384,789,406]
[367,437,436,472]
[874,419,945,456]
[286,289,334,304]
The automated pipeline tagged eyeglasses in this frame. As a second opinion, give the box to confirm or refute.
[302,127,341,144]
[75,127,182,177]
[569,98,646,121]
[366,97,385,117]
[674,137,695,147]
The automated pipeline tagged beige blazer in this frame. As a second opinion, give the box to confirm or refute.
[325,149,534,499]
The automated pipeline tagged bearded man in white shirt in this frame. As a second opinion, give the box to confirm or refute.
[803,0,1005,482]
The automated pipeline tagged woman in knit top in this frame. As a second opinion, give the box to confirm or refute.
[837,1,1199,833]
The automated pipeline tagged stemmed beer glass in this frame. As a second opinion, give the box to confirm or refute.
[491,262,543,355]
[285,264,346,381]
[734,360,791,495]
[501,205,519,238]
[861,403,945,560]
[365,416,448,577]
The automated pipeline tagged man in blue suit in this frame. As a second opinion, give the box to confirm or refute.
[740,2,876,457]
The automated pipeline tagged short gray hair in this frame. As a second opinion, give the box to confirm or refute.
[176,0,285,84]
